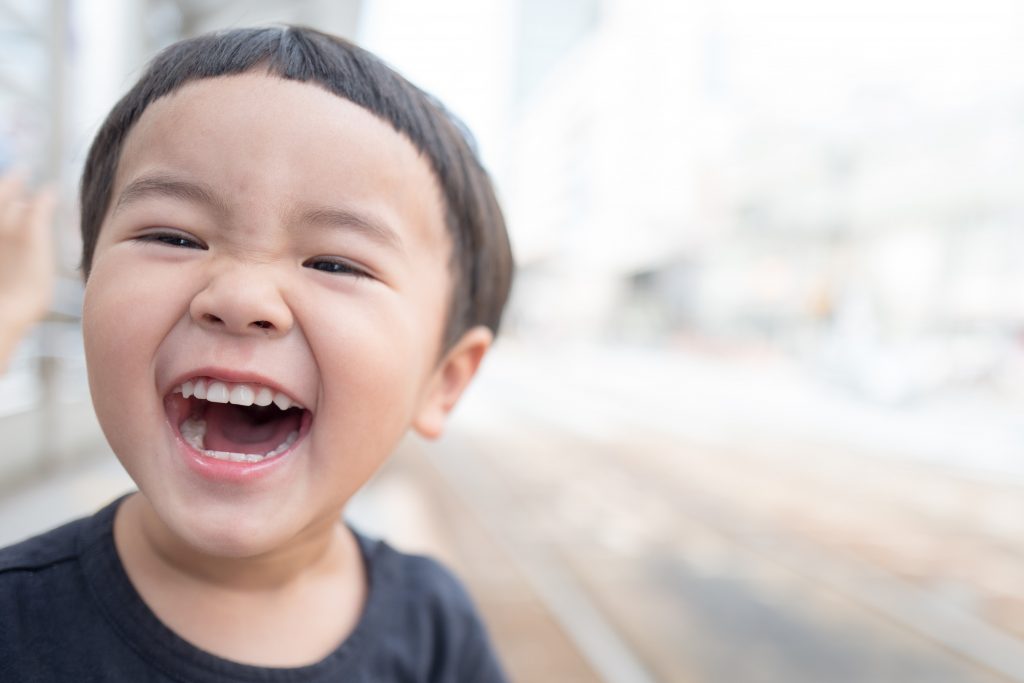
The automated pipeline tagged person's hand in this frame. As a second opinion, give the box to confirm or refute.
[0,170,55,372]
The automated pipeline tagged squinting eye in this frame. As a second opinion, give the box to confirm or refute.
[304,259,370,279]
[136,231,206,250]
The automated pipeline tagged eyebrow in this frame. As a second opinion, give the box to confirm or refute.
[298,205,404,251]
[113,174,229,216]
[114,173,403,251]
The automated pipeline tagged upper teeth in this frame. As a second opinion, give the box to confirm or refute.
[174,378,301,410]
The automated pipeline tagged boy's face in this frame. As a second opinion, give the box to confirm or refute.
[83,72,470,557]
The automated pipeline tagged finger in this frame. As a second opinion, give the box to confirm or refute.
[26,187,56,244]
[0,169,27,210]
[26,190,57,314]
[0,171,29,237]
[0,195,31,239]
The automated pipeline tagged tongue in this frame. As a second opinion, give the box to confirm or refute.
[202,403,301,455]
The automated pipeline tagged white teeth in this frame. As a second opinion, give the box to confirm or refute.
[257,430,299,459]
[229,384,255,406]
[174,378,302,410]
[206,381,229,403]
[180,417,206,450]
[266,430,299,457]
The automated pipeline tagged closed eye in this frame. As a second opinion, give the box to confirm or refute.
[135,230,206,250]
[303,258,371,279]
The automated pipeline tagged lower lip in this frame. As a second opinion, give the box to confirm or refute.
[170,411,313,484]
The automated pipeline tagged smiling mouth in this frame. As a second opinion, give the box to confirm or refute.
[167,378,309,464]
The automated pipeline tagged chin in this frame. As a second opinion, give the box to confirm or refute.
[188,524,271,558]
[156,495,297,559]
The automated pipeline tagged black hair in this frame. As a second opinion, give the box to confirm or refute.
[80,25,513,351]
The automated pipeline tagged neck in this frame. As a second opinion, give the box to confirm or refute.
[111,492,368,667]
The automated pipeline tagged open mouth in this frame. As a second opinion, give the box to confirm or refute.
[167,378,310,464]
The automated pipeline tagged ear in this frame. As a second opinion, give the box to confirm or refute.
[412,325,493,440]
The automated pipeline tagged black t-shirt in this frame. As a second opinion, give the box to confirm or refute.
[0,496,509,682]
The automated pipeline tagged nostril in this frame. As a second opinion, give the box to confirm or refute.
[203,314,224,325]
[252,320,273,330]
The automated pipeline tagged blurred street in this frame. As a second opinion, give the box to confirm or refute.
[3,343,1022,683]
[423,343,1024,683]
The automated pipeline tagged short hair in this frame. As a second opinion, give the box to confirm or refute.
[80,25,513,351]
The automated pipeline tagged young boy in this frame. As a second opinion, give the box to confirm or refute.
[0,25,513,681]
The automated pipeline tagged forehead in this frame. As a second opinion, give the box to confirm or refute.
[113,72,448,252]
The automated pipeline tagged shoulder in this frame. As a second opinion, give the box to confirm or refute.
[0,516,89,576]
[363,535,478,620]
[0,496,121,578]
[355,533,510,682]
[0,516,95,660]
[0,515,97,621]
[0,502,147,678]
[0,498,121,609]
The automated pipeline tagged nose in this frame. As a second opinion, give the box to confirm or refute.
[189,265,293,337]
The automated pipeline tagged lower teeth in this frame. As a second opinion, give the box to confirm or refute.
[179,417,299,463]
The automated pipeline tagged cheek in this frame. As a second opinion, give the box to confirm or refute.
[84,257,163,373]
[82,255,180,451]
[316,315,423,423]
[301,292,438,458]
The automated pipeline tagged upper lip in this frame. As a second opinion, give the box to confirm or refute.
[164,367,309,410]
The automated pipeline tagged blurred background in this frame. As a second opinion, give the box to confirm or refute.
[3,0,1024,681]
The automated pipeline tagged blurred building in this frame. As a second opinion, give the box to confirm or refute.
[508,0,712,342]
[505,0,1024,402]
